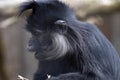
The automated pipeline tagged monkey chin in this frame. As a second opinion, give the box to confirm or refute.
[34,52,44,60]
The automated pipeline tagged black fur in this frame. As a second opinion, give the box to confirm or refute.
[20,0,120,80]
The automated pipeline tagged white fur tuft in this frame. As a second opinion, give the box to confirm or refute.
[46,33,72,59]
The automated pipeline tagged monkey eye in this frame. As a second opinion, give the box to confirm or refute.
[33,29,43,36]
[34,29,43,33]
[26,28,43,36]
[54,20,66,25]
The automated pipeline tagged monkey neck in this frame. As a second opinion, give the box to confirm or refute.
[37,54,84,73]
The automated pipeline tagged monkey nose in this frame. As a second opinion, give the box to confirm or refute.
[27,45,36,52]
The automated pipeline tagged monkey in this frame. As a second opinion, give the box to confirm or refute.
[20,0,120,80]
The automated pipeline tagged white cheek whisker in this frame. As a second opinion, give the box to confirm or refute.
[45,33,73,59]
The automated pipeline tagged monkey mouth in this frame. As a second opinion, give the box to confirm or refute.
[35,52,41,55]
[27,48,38,56]
[32,51,40,55]
[34,52,39,58]
[34,52,46,60]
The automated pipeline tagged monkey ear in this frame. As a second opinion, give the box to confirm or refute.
[54,20,68,34]
[19,1,37,15]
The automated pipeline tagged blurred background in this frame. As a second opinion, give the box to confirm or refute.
[0,0,120,80]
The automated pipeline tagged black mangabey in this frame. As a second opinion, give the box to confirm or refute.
[20,0,120,80]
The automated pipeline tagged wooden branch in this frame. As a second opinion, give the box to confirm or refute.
[0,0,120,18]
[0,0,28,16]
[60,0,120,18]
[76,1,120,18]
[0,16,18,28]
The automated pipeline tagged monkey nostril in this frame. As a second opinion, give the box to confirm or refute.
[27,45,36,52]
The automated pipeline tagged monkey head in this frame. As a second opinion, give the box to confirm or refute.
[20,0,77,60]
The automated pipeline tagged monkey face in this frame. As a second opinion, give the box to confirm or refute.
[26,20,73,60]
[27,32,53,60]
